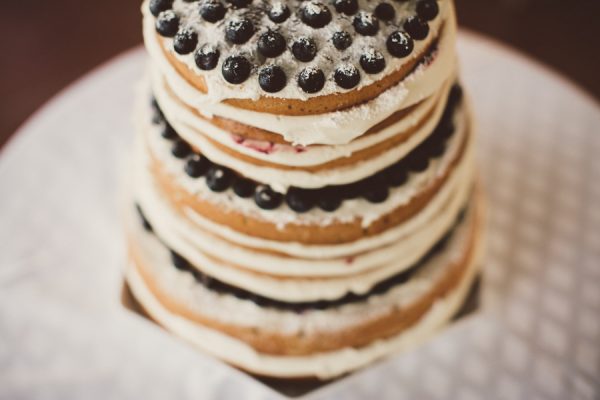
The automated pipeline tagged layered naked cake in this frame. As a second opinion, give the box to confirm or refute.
[126,0,485,379]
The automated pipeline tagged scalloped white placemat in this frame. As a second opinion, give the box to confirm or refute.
[1,32,599,400]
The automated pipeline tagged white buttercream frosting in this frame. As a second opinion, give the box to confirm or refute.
[125,204,483,378]
[143,0,458,145]
[152,72,452,168]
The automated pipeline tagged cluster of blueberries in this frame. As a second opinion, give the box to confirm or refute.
[135,203,463,311]
[151,83,462,213]
[149,0,439,93]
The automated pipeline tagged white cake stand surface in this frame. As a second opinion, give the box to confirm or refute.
[1,32,599,400]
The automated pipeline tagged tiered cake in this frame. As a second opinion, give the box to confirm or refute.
[127,0,485,379]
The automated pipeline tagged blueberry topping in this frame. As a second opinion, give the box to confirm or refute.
[149,0,173,17]
[258,65,287,93]
[155,10,180,37]
[360,49,386,74]
[292,37,317,62]
[317,192,342,212]
[332,31,352,51]
[194,44,220,70]
[198,0,226,23]
[185,154,211,178]
[374,2,395,21]
[254,186,283,210]
[268,3,290,23]
[353,12,379,36]
[404,16,429,40]
[363,180,389,203]
[171,139,192,159]
[333,0,358,16]
[136,204,153,232]
[300,2,332,29]
[225,18,254,44]
[232,178,256,198]
[225,0,252,8]
[173,28,198,54]
[386,30,414,58]
[161,123,178,140]
[334,64,360,89]
[297,67,325,93]
[257,31,286,58]
[285,188,315,213]
[206,166,234,192]
[416,0,439,21]
[221,55,251,84]
[171,251,191,271]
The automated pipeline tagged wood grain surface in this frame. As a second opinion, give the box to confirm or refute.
[1,0,598,148]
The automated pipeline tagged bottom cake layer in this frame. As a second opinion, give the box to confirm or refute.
[124,193,485,379]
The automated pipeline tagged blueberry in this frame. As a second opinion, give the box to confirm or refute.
[268,3,290,23]
[221,55,251,84]
[385,163,409,187]
[353,12,379,36]
[184,154,211,178]
[149,0,173,17]
[416,0,439,21]
[374,3,395,21]
[386,30,414,58]
[225,0,251,8]
[333,0,358,15]
[427,140,446,158]
[232,178,256,198]
[199,0,226,23]
[317,192,342,212]
[332,31,352,51]
[300,2,332,29]
[135,204,153,232]
[254,186,283,210]
[225,18,254,44]
[171,139,192,159]
[173,28,198,54]
[360,49,386,74]
[363,179,389,203]
[155,10,179,37]
[297,67,325,93]
[257,31,286,58]
[194,44,220,70]
[171,251,191,271]
[334,64,360,89]
[285,188,315,213]
[292,37,317,62]
[258,65,287,93]
[161,123,178,140]
[206,166,234,192]
[447,84,463,108]
[404,16,429,40]
[406,152,430,172]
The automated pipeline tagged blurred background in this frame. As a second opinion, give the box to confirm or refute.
[1,0,599,148]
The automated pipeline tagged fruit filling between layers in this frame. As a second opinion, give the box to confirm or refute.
[133,202,469,312]
[147,83,464,213]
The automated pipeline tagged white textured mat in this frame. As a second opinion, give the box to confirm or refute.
[1,32,599,399]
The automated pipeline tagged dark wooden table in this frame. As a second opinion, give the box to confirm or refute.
[1,0,599,148]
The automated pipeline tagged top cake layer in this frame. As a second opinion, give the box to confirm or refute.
[145,0,449,114]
